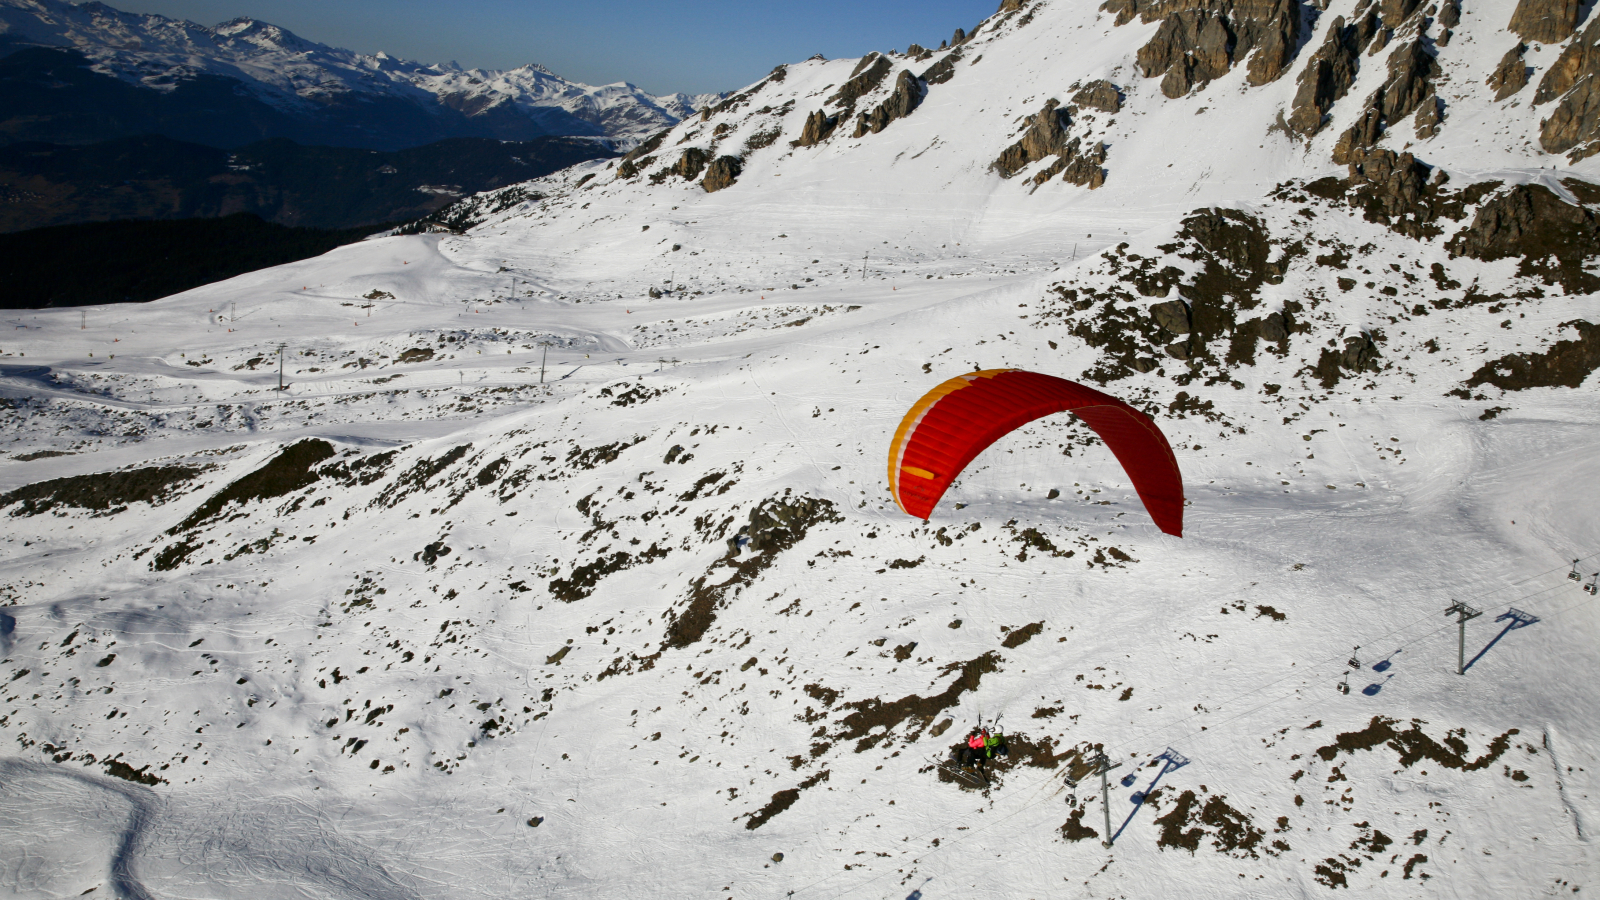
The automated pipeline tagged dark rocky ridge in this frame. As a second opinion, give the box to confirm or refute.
[0,133,612,234]
[1,464,205,516]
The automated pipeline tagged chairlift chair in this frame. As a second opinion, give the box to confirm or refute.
[1571,559,1584,582]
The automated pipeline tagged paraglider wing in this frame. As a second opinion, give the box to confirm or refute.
[887,369,1184,536]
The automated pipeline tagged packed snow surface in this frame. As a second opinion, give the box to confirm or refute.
[3,0,1600,897]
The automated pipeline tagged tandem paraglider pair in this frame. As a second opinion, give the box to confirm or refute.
[886,369,1185,535]
[944,725,1008,786]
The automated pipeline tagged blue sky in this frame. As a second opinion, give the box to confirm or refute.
[112,0,1002,96]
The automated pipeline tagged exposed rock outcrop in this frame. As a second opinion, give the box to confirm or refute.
[1035,140,1109,189]
[1535,20,1600,159]
[701,156,742,193]
[1071,79,1123,112]
[1414,94,1445,137]
[1311,333,1382,387]
[853,70,925,136]
[793,110,840,147]
[1488,43,1531,100]
[1535,20,1599,102]
[672,147,710,180]
[991,101,1107,188]
[1297,149,1495,240]
[615,128,670,179]
[1331,108,1384,162]
[1375,0,1425,30]
[1436,0,1460,44]
[1330,40,1440,162]
[1149,299,1193,334]
[829,54,894,108]
[1345,149,1437,234]
[1446,183,1600,293]
[1104,0,1304,97]
[1285,0,1440,139]
[1464,321,1600,391]
[1508,0,1583,45]
[1285,14,1370,138]
[920,48,965,85]
[992,100,1071,177]
[1373,41,1440,123]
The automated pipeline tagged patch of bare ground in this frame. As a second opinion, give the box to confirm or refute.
[2,463,206,516]
[1315,716,1517,770]
[745,768,830,830]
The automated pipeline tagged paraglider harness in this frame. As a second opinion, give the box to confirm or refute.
[952,721,1009,773]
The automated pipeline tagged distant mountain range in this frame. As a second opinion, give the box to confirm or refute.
[0,0,724,150]
[0,133,614,232]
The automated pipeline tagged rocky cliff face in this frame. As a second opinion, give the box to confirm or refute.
[1331,40,1441,163]
[1508,0,1583,44]
[793,110,840,147]
[828,54,895,110]
[1534,19,1600,159]
[1285,14,1376,138]
[853,70,925,137]
[992,101,1073,178]
[1488,43,1531,100]
[1105,0,1303,97]
[701,155,742,192]
[991,100,1107,188]
[1071,79,1124,112]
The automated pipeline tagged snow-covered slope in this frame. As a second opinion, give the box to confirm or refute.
[3,0,1600,897]
[0,0,721,142]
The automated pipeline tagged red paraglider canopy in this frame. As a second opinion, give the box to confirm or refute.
[888,369,1185,536]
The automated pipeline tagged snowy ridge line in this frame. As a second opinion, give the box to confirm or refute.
[789,553,1600,899]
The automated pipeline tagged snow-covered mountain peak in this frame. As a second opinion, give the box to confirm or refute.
[0,0,725,141]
